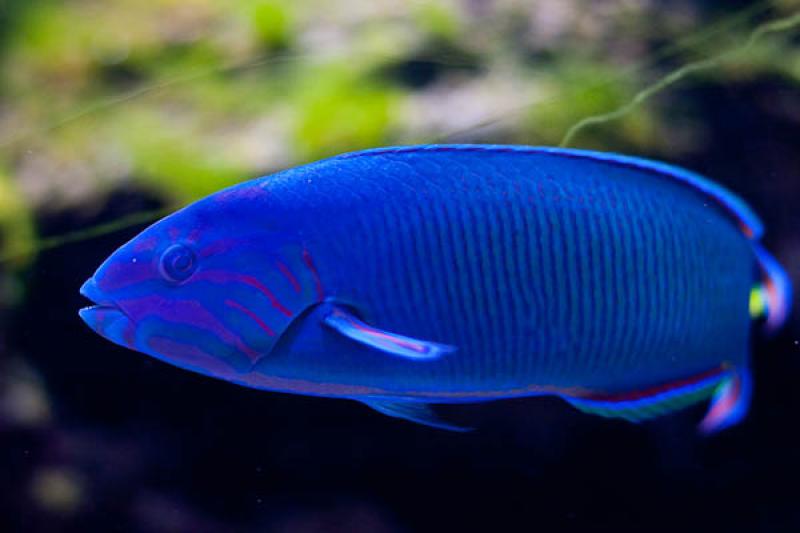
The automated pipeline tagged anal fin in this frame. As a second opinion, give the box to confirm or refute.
[362,400,473,432]
[699,368,752,435]
[564,366,729,424]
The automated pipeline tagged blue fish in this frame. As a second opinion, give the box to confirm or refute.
[79,145,791,433]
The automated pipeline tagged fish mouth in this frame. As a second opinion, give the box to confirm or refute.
[78,304,124,323]
[79,278,133,346]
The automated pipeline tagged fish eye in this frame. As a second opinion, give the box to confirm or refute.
[159,244,197,283]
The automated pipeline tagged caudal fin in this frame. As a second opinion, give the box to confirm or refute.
[752,244,792,333]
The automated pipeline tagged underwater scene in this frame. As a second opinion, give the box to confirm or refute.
[2,0,800,531]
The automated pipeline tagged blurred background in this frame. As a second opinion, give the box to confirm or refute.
[1,0,799,531]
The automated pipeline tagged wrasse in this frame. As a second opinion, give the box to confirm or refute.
[79,145,791,433]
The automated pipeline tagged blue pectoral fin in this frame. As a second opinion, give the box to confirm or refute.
[563,366,730,424]
[323,306,456,360]
[362,400,473,432]
[698,368,752,435]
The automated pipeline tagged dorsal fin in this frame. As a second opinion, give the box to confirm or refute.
[530,147,764,240]
[334,145,764,240]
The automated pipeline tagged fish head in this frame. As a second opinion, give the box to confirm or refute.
[79,183,319,381]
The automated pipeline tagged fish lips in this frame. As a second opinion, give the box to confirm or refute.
[79,278,135,348]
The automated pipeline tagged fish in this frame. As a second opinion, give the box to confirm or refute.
[78,145,792,433]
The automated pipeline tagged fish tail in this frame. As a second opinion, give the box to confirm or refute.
[751,244,792,333]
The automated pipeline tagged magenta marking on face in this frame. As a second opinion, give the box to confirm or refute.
[275,260,301,293]
[302,249,324,301]
[168,227,181,240]
[97,260,157,291]
[125,295,262,362]
[148,336,236,376]
[186,228,202,243]
[225,299,276,336]
[133,236,158,252]
[193,270,292,317]
[197,239,241,259]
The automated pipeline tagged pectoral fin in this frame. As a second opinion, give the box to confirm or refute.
[362,400,473,432]
[323,306,456,360]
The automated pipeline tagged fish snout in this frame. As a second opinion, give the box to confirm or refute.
[79,278,135,348]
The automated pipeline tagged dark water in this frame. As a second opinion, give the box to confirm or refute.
[2,2,800,532]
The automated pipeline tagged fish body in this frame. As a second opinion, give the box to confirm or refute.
[79,145,791,432]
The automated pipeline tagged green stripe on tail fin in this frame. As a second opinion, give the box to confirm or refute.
[750,284,768,320]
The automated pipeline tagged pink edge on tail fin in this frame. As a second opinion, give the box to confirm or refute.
[753,244,792,333]
[698,368,752,435]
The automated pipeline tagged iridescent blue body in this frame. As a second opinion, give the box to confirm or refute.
[80,145,791,432]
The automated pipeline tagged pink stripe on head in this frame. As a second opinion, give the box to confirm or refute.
[148,336,237,377]
[193,270,293,317]
[302,249,324,301]
[126,295,262,362]
[275,260,301,293]
[225,299,276,336]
